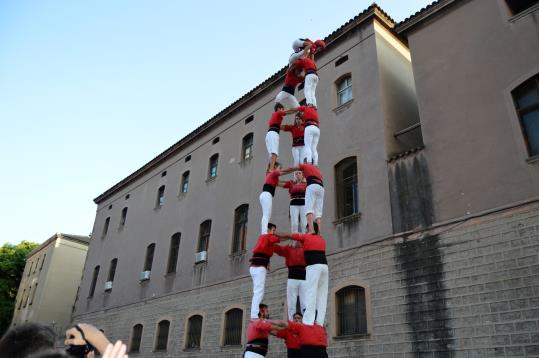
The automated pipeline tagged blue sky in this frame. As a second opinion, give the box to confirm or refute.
[0,1,432,246]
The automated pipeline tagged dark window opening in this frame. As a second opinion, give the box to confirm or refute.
[130,324,143,353]
[185,155,191,162]
[144,244,155,272]
[156,185,165,208]
[335,157,359,218]
[108,258,118,282]
[181,171,190,193]
[102,217,110,238]
[186,315,203,349]
[120,207,128,227]
[125,194,130,200]
[242,133,254,161]
[245,115,254,124]
[208,154,219,179]
[335,55,349,67]
[89,266,100,297]
[223,309,243,346]
[336,286,367,336]
[197,220,212,253]
[161,171,167,177]
[512,74,539,157]
[506,0,539,15]
[155,320,170,351]
[232,205,248,254]
[212,137,220,145]
[167,233,181,273]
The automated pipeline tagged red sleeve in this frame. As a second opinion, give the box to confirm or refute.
[287,321,301,332]
[291,233,304,242]
[283,181,292,189]
[282,125,293,132]
[268,234,280,244]
[256,320,272,332]
[271,170,281,180]
[276,329,287,339]
[298,164,305,172]
[298,106,307,112]
[273,244,285,257]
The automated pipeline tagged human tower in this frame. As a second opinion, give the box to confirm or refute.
[244,38,329,358]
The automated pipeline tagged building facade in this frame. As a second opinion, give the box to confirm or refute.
[73,1,539,357]
[12,233,90,338]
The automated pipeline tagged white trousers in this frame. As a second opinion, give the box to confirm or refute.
[250,266,267,319]
[305,184,324,219]
[291,146,304,167]
[290,204,307,233]
[292,38,305,52]
[304,73,319,107]
[303,125,320,165]
[287,278,307,320]
[244,351,265,358]
[259,191,273,235]
[303,264,328,326]
[265,131,279,157]
[275,91,300,109]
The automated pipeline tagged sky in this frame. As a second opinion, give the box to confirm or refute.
[0,0,433,247]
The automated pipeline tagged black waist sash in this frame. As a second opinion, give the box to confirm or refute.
[262,184,276,196]
[282,85,295,95]
[304,251,327,266]
[290,198,305,206]
[268,125,280,133]
[250,253,270,268]
[304,120,319,128]
[288,265,306,280]
[306,176,323,187]
[306,69,318,76]
[292,137,304,146]
[300,345,327,358]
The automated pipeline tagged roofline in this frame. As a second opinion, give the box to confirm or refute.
[94,3,397,205]
[28,233,90,257]
[395,0,464,35]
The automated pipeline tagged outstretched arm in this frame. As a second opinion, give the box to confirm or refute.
[280,167,299,175]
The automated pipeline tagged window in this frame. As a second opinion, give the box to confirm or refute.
[232,205,248,254]
[208,154,219,179]
[337,75,353,105]
[144,244,155,272]
[167,233,181,274]
[108,259,118,282]
[120,207,128,227]
[18,290,25,309]
[185,315,203,349]
[102,217,110,238]
[223,309,243,346]
[40,254,46,270]
[512,74,539,157]
[125,194,130,200]
[30,283,38,305]
[185,155,191,162]
[197,220,211,253]
[335,55,348,67]
[335,157,359,218]
[155,320,170,351]
[242,133,254,161]
[130,324,143,353]
[212,137,220,144]
[506,0,538,15]
[89,266,100,297]
[26,286,32,307]
[27,262,33,276]
[161,170,167,177]
[336,286,367,336]
[108,204,113,210]
[245,115,254,124]
[33,258,38,273]
[181,171,190,193]
[156,185,165,208]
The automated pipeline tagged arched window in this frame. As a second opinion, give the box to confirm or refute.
[232,205,248,254]
[143,244,155,273]
[336,75,353,105]
[129,324,143,353]
[107,258,118,290]
[167,233,181,274]
[208,154,219,179]
[197,220,211,253]
[223,308,243,346]
[89,265,100,297]
[505,0,539,15]
[242,133,254,161]
[185,315,203,349]
[155,320,170,351]
[512,74,539,157]
[120,207,128,227]
[102,217,110,238]
[335,157,359,218]
[181,171,190,193]
[336,286,367,336]
[156,185,165,208]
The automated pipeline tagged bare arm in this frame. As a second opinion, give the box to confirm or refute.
[280,167,299,175]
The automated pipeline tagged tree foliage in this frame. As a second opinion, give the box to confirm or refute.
[0,241,39,336]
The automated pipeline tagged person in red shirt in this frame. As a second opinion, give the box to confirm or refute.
[293,41,325,108]
[278,170,307,233]
[275,67,303,110]
[244,304,287,358]
[249,224,281,320]
[259,163,283,235]
[281,163,325,234]
[271,312,303,358]
[281,114,305,166]
[286,319,328,358]
[273,242,306,320]
[266,104,296,171]
[296,105,320,166]
[278,223,328,327]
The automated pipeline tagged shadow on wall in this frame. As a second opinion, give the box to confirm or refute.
[388,149,434,234]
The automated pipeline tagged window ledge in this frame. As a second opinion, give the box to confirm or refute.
[229,250,247,258]
[332,333,371,341]
[164,272,177,277]
[206,176,217,183]
[177,192,188,199]
[333,99,354,114]
[332,212,361,225]
[239,156,254,167]
[509,3,539,22]
[183,348,201,352]
[526,154,539,164]
[220,345,243,350]
[153,206,163,212]
[117,225,125,232]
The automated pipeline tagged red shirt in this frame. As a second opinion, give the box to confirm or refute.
[299,164,323,182]
[288,322,328,347]
[294,57,317,73]
[282,124,305,147]
[264,170,281,187]
[297,106,319,126]
[252,234,280,257]
[284,69,303,88]
[268,111,286,129]
[291,234,326,253]
[276,328,301,349]
[246,319,272,344]
[273,245,306,268]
